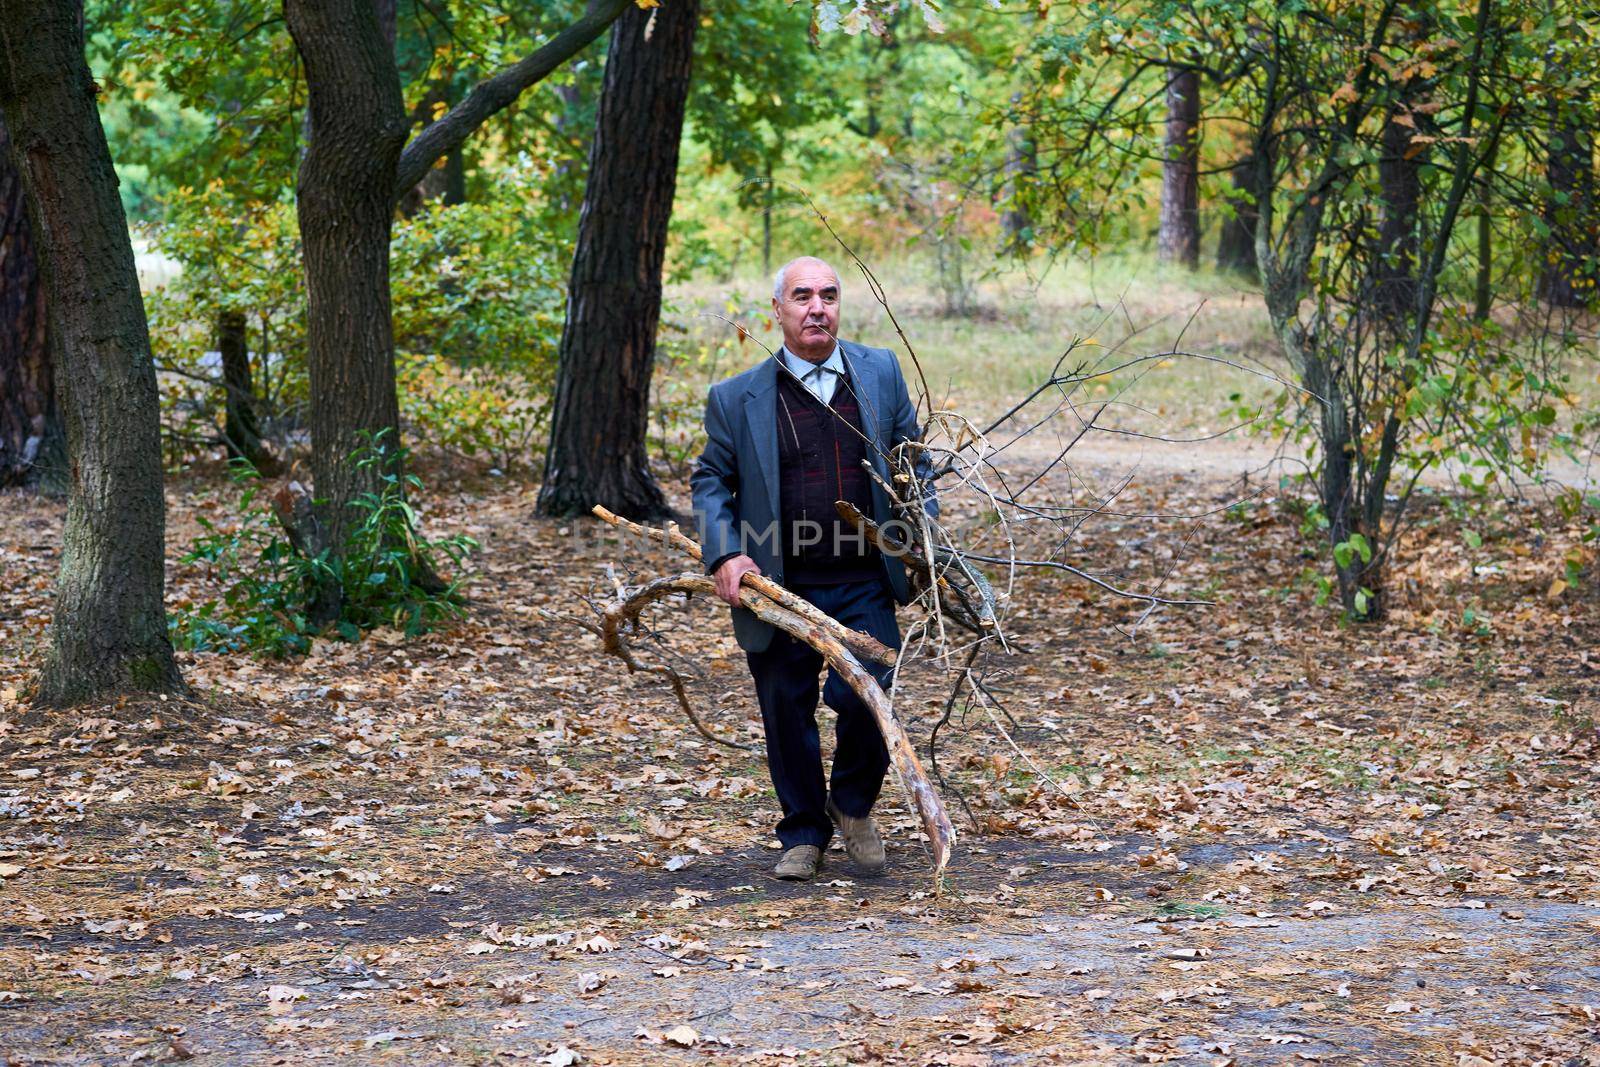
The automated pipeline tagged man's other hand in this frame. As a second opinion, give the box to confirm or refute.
[714,554,761,606]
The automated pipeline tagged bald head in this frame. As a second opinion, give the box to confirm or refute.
[771,256,843,363]
[772,256,840,303]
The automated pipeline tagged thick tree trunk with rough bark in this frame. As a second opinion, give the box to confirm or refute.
[285,0,409,553]
[0,0,184,705]
[1537,115,1596,308]
[1215,153,1259,279]
[538,0,700,519]
[0,111,62,491]
[1158,67,1200,269]
[281,0,628,564]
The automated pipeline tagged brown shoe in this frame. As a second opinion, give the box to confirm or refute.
[827,798,887,876]
[773,844,823,881]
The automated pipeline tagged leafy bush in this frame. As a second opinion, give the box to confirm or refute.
[389,180,565,381]
[172,446,477,657]
[398,354,548,475]
[146,170,567,473]
[144,187,308,463]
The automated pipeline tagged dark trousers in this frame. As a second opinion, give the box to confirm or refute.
[746,578,900,849]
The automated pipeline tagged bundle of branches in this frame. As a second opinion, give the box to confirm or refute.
[584,506,956,878]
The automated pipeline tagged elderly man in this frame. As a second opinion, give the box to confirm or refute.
[691,256,934,881]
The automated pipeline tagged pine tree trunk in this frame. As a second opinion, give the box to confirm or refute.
[0,110,62,491]
[285,0,409,551]
[538,0,700,519]
[0,0,183,705]
[1215,153,1259,279]
[1538,115,1596,308]
[1157,67,1200,269]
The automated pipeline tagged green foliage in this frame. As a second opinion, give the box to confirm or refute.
[649,329,726,478]
[389,175,566,377]
[398,355,548,474]
[173,444,478,658]
[146,172,565,471]
[145,185,308,462]
[172,473,316,658]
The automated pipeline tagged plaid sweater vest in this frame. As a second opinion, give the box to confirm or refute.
[775,370,879,585]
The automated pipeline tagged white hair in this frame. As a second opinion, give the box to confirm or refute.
[772,256,841,302]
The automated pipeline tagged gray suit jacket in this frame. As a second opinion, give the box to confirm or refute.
[690,339,936,653]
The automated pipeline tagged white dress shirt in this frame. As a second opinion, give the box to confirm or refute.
[779,345,845,406]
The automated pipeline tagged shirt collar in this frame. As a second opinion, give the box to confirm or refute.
[779,344,844,382]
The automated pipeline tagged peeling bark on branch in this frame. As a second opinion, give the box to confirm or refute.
[588,507,954,877]
[591,506,896,668]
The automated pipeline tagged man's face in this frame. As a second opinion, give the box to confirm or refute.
[772,260,840,358]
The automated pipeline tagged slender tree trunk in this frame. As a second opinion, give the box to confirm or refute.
[285,0,408,555]
[0,110,62,491]
[0,0,183,705]
[1158,67,1201,269]
[1000,92,1034,255]
[1537,113,1596,308]
[761,156,774,277]
[1215,153,1260,279]
[1373,109,1422,327]
[218,309,278,474]
[538,0,700,519]
[1474,139,1497,321]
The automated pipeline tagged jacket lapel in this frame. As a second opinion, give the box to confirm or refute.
[743,357,780,521]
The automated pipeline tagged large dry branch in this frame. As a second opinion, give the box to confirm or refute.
[591,506,896,668]
[589,507,955,877]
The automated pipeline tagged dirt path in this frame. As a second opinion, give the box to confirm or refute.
[5,889,1594,1064]
[992,432,1600,494]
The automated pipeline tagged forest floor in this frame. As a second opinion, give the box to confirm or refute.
[2,447,1598,1066]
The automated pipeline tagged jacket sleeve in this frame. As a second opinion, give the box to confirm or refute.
[690,385,743,573]
[888,352,940,519]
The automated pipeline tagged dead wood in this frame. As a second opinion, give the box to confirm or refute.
[590,506,896,668]
[587,508,955,878]
[270,480,325,559]
[834,500,999,636]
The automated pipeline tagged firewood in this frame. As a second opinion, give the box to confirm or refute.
[587,508,955,878]
[590,506,896,668]
[597,571,954,877]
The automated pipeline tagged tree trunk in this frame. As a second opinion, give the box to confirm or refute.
[1474,138,1497,321]
[1157,67,1200,269]
[1000,92,1034,255]
[761,155,774,277]
[0,110,62,491]
[1215,153,1259,279]
[218,308,278,474]
[1537,113,1596,308]
[1305,354,1386,620]
[1373,109,1422,327]
[538,0,700,519]
[285,0,409,554]
[0,0,184,705]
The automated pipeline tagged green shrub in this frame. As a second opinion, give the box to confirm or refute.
[172,443,477,657]
[147,172,567,473]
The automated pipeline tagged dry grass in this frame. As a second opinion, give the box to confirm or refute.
[666,251,1600,474]
[667,251,1288,438]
